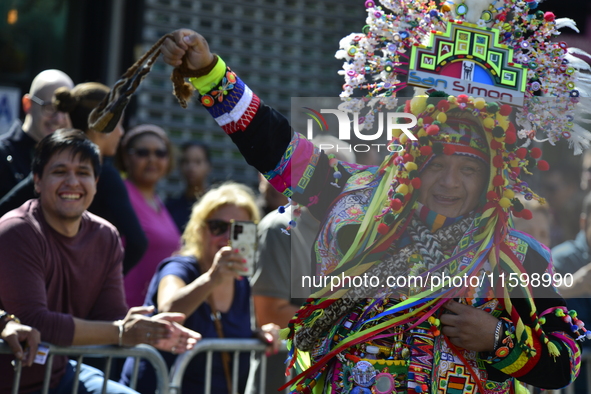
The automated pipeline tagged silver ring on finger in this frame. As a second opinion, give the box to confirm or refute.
[146,332,151,340]
[171,346,176,354]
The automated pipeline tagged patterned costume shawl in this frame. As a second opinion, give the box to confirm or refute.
[284,141,562,390]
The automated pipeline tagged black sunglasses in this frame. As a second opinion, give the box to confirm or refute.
[206,219,231,236]
[129,148,168,158]
[30,95,58,116]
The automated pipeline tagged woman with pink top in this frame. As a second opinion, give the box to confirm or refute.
[118,125,181,307]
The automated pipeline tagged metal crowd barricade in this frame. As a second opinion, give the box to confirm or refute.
[0,340,170,394]
[169,338,290,394]
[5,337,584,394]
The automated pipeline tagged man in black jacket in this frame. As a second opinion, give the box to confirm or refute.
[0,69,73,199]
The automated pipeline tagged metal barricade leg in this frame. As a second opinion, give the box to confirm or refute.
[42,355,55,394]
[11,359,22,394]
[71,355,83,394]
[205,351,213,394]
[130,356,140,390]
[259,351,267,394]
[101,356,113,394]
[232,351,239,394]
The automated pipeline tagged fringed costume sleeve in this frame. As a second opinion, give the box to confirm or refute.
[484,241,582,389]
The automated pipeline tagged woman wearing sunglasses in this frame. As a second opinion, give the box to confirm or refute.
[118,125,181,308]
[120,182,280,394]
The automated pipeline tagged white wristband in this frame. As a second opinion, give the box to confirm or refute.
[117,321,124,347]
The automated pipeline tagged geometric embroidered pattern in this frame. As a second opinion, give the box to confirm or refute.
[203,73,260,135]
[438,365,478,394]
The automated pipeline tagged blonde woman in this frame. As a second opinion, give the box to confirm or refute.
[121,182,279,394]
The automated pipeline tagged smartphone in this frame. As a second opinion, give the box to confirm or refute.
[229,220,258,277]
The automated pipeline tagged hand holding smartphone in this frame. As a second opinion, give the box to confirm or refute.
[229,220,257,277]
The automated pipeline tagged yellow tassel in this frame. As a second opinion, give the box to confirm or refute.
[280,327,291,341]
[547,340,561,358]
[307,309,324,326]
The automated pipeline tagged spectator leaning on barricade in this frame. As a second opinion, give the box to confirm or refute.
[121,182,280,394]
[0,129,200,394]
[117,125,181,308]
[0,309,40,368]
[0,69,73,199]
[165,141,212,233]
[552,191,591,394]
[0,82,148,274]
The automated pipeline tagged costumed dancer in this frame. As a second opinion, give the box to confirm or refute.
[88,0,591,393]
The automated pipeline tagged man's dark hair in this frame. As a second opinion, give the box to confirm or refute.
[32,128,101,178]
[180,141,211,165]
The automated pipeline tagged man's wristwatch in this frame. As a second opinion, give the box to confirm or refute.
[0,309,21,330]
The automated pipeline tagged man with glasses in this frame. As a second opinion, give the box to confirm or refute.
[0,69,73,199]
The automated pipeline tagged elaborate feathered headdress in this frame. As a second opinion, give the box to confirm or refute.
[282,2,591,390]
[332,0,591,229]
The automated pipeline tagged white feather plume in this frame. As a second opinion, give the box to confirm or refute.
[555,18,579,33]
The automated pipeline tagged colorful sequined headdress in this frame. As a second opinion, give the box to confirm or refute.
[283,0,591,390]
[334,0,591,229]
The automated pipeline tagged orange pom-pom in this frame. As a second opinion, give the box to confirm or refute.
[530,147,542,159]
[490,140,503,150]
[499,104,512,116]
[493,155,504,168]
[420,146,432,156]
[493,175,505,187]
[426,125,440,135]
[487,191,499,201]
[544,11,555,22]
[457,94,469,104]
[537,160,550,171]
[390,198,403,211]
[513,209,522,218]
[505,131,517,145]
[436,100,450,112]
[507,122,516,134]
[377,223,390,234]
[443,145,455,155]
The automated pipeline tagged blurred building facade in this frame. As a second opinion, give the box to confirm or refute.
[0,0,365,195]
[1,0,590,195]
